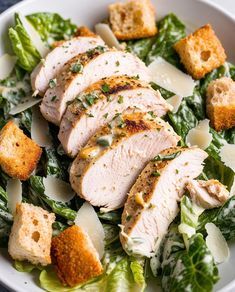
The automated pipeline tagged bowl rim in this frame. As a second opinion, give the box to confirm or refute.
[0,0,235,292]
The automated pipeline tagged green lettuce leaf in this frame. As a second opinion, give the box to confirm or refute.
[29,176,76,220]
[27,13,77,44]
[198,196,235,241]
[14,260,42,272]
[9,14,41,72]
[178,196,204,245]
[146,14,186,66]
[161,229,219,292]
[40,258,145,292]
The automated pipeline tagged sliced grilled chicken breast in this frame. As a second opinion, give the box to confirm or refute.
[59,76,172,157]
[120,147,208,257]
[70,112,180,210]
[186,179,229,209]
[31,36,105,95]
[40,48,150,125]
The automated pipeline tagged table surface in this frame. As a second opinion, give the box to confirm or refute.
[0,0,234,291]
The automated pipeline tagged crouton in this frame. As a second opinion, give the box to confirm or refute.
[75,26,96,37]
[51,225,103,287]
[0,121,42,180]
[109,0,157,40]
[174,24,226,79]
[8,203,55,266]
[206,77,235,131]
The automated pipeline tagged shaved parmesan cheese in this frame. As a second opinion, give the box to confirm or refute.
[95,23,122,50]
[0,54,17,80]
[186,119,212,150]
[31,106,52,147]
[220,144,235,171]
[75,202,105,259]
[205,223,229,264]
[18,13,49,58]
[43,176,75,203]
[7,179,22,214]
[9,97,42,115]
[167,95,183,113]
[148,57,195,97]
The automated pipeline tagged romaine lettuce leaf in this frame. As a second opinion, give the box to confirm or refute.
[146,14,186,66]
[178,196,204,245]
[40,258,145,292]
[161,229,219,292]
[29,176,76,220]
[9,14,41,72]
[26,13,77,44]
[198,196,235,241]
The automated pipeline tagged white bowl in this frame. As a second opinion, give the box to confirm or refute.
[0,0,235,291]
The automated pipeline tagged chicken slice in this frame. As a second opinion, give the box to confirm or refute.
[40,48,150,125]
[70,112,180,210]
[120,147,208,257]
[186,179,229,209]
[59,76,172,157]
[31,36,105,96]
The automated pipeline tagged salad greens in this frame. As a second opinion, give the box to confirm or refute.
[0,9,234,292]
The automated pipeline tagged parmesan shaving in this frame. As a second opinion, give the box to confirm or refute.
[18,13,49,58]
[186,119,212,150]
[205,223,230,264]
[9,97,42,115]
[95,23,122,50]
[220,144,235,171]
[167,95,183,113]
[43,176,75,203]
[7,179,22,214]
[0,54,17,80]
[31,106,52,147]
[148,57,195,97]
[75,202,105,259]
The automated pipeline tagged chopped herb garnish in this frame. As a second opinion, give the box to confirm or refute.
[132,74,140,80]
[85,94,97,106]
[151,171,161,177]
[148,111,157,119]
[101,83,110,93]
[86,113,94,117]
[87,46,106,57]
[175,169,179,174]
[126,215,132,221]
[97,135,112,147]
[117,119,126,128]
[103,113,108,119]
[116,61,120,66]
[70,62,83,73]
[51,95,57,101]
[49,78,57,88]
[118,95,124,104]
[153,151,182,161]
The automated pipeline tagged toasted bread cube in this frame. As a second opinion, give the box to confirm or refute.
[51,225,103,287]
[0,121,42,180]
[109,0,157,40]
[174,24,226,79]
[75,26,96,37]
[206,77,235,131]
[8,203,55,266]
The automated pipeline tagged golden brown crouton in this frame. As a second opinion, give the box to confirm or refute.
[174,24,226,79]
[8,203,55,266]
[0,121,42,180]
[109,0,157,40]
[206,77,235,131]
[75,26,96,37]
[51,225,103,287]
